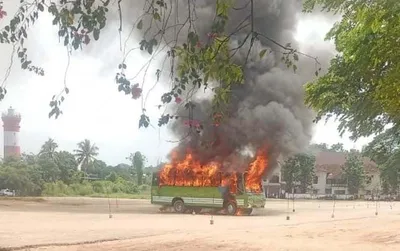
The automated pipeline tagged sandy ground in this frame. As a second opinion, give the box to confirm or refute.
[0,197,400,251]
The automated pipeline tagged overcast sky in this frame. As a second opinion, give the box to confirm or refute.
[0,2,372,166]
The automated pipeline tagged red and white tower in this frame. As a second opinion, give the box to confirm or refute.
[2,107,21,158]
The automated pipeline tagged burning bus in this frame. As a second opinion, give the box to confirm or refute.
[151,151,267,215]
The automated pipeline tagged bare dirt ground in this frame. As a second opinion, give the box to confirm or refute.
[1,197,400,251]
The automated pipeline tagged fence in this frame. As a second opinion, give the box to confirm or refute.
[284,193,354,200]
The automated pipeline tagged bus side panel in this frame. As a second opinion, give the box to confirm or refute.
[235,194,248,208]
[151,186,224,208]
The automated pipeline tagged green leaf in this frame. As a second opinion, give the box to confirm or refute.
[48,108,56,118]
[17,50,25,57]
[187,31,198,47]
[93,28,100,41]
[153,12,161,22]
[136,19,143,30]
[64,36,69,46]
[149,38,158,46]
[259,49,268,59]
[38,3,44,12]
[147,44,154,54]
[21,27,27,38]
[293,53,299,61]
[21,61,29,69]
[139,114,150,128]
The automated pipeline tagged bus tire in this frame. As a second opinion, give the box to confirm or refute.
[173,199,185,213]
[224,201,237,215]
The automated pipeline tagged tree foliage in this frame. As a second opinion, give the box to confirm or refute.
[308,142,346,154]
[55,150,78,184]
[0,138,152,197]
[74,139,99,172]
[0,162,42,196]
[39,138,59,160]
[304,0,400,139]
[342,151,365,194]
[0,0,318,132]
[282,153,316,193]
[330,143,345,152]
[127,151,147,185]
[380,151,400,194]
[363,128,400,194]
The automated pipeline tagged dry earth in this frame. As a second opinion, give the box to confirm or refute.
[1,197,400,251]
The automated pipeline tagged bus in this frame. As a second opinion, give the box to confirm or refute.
[150,171,266,215]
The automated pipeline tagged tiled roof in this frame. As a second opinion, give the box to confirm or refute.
[315,151,378,178]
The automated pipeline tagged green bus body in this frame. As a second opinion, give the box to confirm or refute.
[151,172,266,214]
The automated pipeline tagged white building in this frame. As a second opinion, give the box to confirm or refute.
[262,168,282,198]
[263,151,380,197]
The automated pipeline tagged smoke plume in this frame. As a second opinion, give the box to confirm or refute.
[123,0,317,175]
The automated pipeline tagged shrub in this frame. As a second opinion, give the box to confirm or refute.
[41,179,142,197]
[69,181,94,196]
[139,184,149,191]
[42,181,71,196]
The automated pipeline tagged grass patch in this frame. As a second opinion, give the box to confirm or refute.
[41,192,151,200]
[88,192,150,200]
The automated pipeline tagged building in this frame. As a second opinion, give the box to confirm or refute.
[313,151,380,196]
[262,167,282,198]
[262,151,380,197]
[1,107,21,159]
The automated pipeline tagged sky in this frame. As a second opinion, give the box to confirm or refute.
[0,2,372,166]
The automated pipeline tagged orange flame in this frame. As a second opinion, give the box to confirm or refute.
[159,149,268,194]
[245,150,268,193]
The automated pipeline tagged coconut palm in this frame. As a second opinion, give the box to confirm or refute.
[127,151,147,185]
[39,138,58,159]
[74,139,99,172]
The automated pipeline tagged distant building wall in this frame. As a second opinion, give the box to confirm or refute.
[265,151,381,197]
[312,171,328,195]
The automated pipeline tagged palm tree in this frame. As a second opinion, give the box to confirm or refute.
[127,151,147,185]
[74,139,99,172]
[39,138,58,159]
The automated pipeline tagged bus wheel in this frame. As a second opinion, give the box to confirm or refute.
[173,199,185,213]
[225,201,237,215]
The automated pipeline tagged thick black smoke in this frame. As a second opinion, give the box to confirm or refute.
[123,0,316,175]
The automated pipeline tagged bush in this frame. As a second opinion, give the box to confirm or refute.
[42,179,142,197]
[139,184,149,191]
[92,180,114,194]
[69,181,94,196]
[123,181,139,194]
[42,181,71,196]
